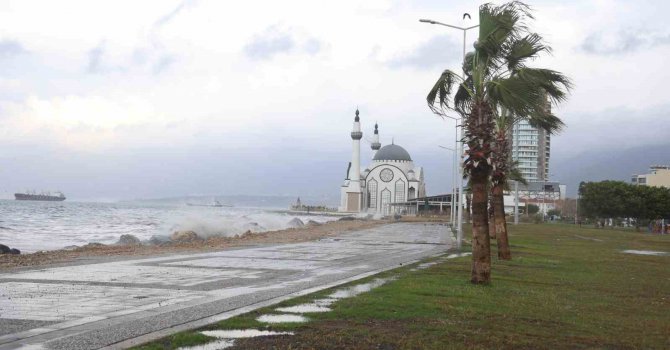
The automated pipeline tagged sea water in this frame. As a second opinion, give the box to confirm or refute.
[0,200,335,253]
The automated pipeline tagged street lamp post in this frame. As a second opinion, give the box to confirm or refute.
[542,173,555,221]
[438,145,456,227]
[514,180,519,225]
[420,17,478,250]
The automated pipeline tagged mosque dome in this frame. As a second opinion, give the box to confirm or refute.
[373,144,412,161]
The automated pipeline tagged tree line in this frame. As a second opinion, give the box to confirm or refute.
[578,181,670,229]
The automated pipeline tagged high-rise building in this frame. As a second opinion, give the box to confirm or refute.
[510,118,551,182]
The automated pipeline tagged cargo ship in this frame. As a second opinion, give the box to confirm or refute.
[14,191,66,201]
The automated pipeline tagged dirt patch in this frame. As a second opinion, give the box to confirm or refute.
[0,219,385,271]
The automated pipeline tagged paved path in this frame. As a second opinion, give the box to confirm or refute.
[0,223,451,349]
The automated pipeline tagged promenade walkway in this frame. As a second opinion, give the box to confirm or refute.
[0,222,451,349]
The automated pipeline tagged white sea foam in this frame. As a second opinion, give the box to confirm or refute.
[0,201,336,252]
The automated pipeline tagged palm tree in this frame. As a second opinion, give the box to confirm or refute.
[427,1,571,283]
[491,104,565,260]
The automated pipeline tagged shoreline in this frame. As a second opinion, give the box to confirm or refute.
[0,219,386,271]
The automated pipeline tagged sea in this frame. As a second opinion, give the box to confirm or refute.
[0,199,338,253]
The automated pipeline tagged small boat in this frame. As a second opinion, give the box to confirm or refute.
[186,200,233,208]
[15,191,66,202]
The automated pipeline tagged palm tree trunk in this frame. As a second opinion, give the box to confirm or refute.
[492,184,511,260]
[470,171,491,284]
[488,201,496,239]
[465,193,472,223]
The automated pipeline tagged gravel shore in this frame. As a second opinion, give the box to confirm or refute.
[0,219,385,270]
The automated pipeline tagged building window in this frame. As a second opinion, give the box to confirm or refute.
[368,179,378,208]
[395,180,405,203]
[408,187,416,200]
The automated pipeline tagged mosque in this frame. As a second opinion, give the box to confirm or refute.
[339,109,426,214]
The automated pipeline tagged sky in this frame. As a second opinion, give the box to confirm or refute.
[0,0,669,201]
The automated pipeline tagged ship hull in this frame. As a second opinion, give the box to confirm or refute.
[14,193,66,201]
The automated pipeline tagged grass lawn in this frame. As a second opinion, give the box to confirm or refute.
[133,223,670,349]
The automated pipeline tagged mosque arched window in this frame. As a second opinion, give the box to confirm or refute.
[395,179,405,203]
[381,189,391,215]
[368,179,378,208]
[408,187,416,200]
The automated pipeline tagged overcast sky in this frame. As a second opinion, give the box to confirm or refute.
[0,0,669,201]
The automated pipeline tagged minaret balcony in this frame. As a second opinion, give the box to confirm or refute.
[351,131,363,140]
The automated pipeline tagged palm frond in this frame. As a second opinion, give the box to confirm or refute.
[515,68,573,104]
[505,33,550,72]
[508,165,528,186]
[527,111,565,134]
[426,69,461,116]
[454,76,474,115]
[485,75,545,117]
[478,2,533,65]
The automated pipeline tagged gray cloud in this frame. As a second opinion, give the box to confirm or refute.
[581,30,670,55]
[303,38,322,55]
[153,54,176,74]
[244,26,321,61]
[87,41,106,73]
[0,39,27,58]
[245,28,295,60]
[388,34,461,69]
[155,0,197,27]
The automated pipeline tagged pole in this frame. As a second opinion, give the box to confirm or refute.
[456,25,470,249]
[419,17,479,250]
[457,134,463,247]
[575,195,579,225]
[542,178,546,222]
[514,180,519,225]
[452,127,457,226]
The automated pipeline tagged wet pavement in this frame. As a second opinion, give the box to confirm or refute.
[0,222,451,349]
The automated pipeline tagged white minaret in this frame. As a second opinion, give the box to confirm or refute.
[371,122,381,155]
[345,109,363,211]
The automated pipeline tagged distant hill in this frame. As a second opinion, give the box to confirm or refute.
[552,142,670,196]
[122,194,340,209]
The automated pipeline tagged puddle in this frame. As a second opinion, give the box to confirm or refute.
[312,298,337,306]
[328,278,391,299]
[415,262,438,270]
[446,252,472,259]
[176,339,234,350]
[256,314,309,323]
[622,250,668,256]
[276,303,332,313]
[202,329,293,338]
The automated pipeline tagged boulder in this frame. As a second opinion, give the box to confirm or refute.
[9,248,20,255]
[242,222,265,232]
[0,244,10,254]
[83,242,106,249]
[306,220,322,226]
[338,216,355,221]
[147,235,171,246]
[287,218,304,228]
[116,234,141,245]
[170,230,202,243]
